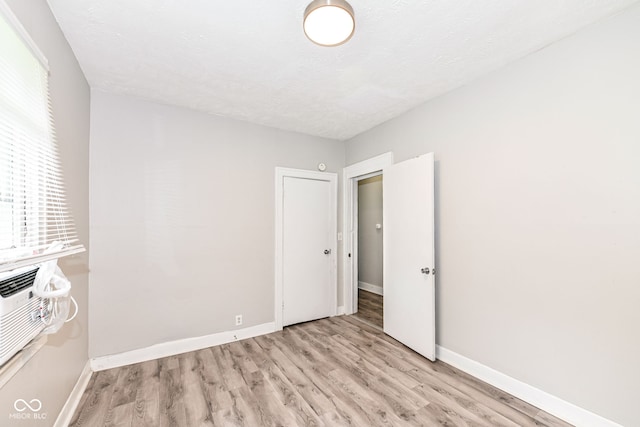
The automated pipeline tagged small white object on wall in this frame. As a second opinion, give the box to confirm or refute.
[318,163,326,171]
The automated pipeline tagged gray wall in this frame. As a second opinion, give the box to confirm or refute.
[357,176,383,290]
[89,91,344,357]
[345,5,640,426]
[0,0,90,424]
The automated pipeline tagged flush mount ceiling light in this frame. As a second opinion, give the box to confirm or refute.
[304,0,355,47]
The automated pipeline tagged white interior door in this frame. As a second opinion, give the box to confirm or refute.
[383,154,436,361]
[282,176,335,326]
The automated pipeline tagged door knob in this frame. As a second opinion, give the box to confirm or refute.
[324,249,331,255]
[421,267,430,274]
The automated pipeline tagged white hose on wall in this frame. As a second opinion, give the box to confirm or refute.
[32,242,78,334]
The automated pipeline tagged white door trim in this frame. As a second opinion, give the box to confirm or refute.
[275,167,338,331]
[342,152,394,315]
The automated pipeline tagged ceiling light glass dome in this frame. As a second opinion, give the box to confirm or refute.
[304,0,355,47]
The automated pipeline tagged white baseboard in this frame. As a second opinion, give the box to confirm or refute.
[436,346,622,427]
[90,322,276,372]
[54,360,92,427]
[358,281,383,296]
[336,305,345,315]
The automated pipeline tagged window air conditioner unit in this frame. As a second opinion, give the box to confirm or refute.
[0,266,44,366]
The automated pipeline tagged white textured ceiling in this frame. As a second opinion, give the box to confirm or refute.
[48,0,637,140]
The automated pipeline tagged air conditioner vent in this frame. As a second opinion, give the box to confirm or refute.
[0,268,39,298]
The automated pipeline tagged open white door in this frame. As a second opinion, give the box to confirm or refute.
[383,154,436,361]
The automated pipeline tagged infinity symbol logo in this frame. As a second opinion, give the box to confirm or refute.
[14,399,42,412]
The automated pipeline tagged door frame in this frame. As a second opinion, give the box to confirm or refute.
[275,167,338,331]
[342,152,394,315]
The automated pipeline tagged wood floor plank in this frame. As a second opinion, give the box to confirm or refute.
[158,356,187,427]
[295,323,425,416]
[193,348,234,413]
[104,401,134,427]
[68,370,97,426]
[257,331,382,426]
[329,327,422,390]
[413,403,467,427]
[330,316,542,426]
[212,386,263,427]
[70,369,119,427]
[320,410,352,426]
[253,334,338,417]
[178,352,215,426]
[261,359,325,426]
[103,365,132,426]
[113,363,143,407]
[211,344,246,390]
[326,367,408,426]
[283,327,411,426]
[235,338,321,426]
[261,336,378,426]
[304,320,491,426]
[354,289,383,328]
[341,314,544,420]
[243,337,324,426]
[237,375,300,426]
[72,316,575,427]
[227,340,260,376]
[132,359,160,427]
[103,361,144,427]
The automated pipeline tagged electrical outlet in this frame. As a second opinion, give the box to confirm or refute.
[235,315,243,326]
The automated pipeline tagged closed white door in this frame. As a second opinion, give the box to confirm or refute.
[282,176,335,326]
[383,154,436,361]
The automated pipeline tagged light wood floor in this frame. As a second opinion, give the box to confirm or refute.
[354,289,383,329]
[70,316,572,426]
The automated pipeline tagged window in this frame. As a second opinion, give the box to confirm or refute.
[0,155,13,249]
[0,4,83,273]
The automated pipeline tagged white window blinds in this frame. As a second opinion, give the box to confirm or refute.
[0,5,84,273]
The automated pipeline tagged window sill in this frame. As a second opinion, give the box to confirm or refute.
[0,335,47,388]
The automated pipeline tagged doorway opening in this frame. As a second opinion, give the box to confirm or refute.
[345,152,436,361]
[342,152,393,322]
[353,175,383,328]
